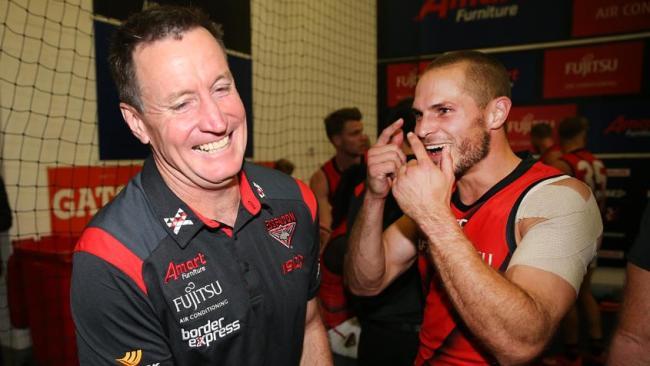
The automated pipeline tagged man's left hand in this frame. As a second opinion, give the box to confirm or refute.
[392,132,455,222]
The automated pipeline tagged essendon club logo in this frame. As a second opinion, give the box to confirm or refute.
[265,212,297,248]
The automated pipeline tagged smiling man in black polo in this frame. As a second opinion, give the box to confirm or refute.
[70,5,330,366]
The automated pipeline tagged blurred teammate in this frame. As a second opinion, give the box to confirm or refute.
[530,122,562,165]
[548,116,607,365]
[310,108,368,248]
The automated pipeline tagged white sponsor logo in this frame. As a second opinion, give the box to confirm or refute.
[172,281,223,313]
[564,53,619,77]
[181,317,241,348]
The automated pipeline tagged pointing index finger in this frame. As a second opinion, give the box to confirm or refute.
[406,132,432,166]
[376,118,404,146]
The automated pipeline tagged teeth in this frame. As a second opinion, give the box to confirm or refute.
[426,144,446,152]
[194,136,229,153]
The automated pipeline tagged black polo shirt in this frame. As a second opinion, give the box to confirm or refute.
[71,157,320,366]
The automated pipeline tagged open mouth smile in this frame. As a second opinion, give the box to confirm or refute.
[193,135,230,153]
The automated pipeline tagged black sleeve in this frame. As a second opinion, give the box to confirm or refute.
[71,252,175,365]
[307,210,321,300]
[628,201,650,271]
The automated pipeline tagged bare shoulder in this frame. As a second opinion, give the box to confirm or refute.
[309,169,327,192]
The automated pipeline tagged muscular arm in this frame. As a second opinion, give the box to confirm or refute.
[344,120,413,296]
[345,196,418,295]
[310,169,332,249]
[300,299,332,366]
[416,209,575,364]
[608,265,650,365]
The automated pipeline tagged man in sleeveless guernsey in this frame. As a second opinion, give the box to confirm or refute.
[311,109,367,364]
[345,51,602,365]
[530,122,562,166]
[70,6,330,365]
[548,116,607,364]
[310,108,369,248]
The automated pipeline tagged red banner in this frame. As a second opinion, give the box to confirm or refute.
[572,0,650,37]
[543,41,644,98]
[48,165,141,235]
[506,104,578,152]
[386,63,419,107]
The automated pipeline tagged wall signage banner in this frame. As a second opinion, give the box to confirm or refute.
[494,51,542,104]
[543,41,644,98]
[378,0,571,58]
[506,104,577,153]
[48,166,142,235]
[600,157,650,266]
[386,63,419,108]
[572,0,650,37]
[581,99,650,154]
[385,55,536,107]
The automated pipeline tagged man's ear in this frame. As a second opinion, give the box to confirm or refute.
[331,134,343,148]
[120,102,150,144]
[486,96,512,130]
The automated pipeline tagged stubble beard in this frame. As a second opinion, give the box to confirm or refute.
[454,118,491,178]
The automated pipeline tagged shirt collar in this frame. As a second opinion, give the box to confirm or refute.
[141,156,264,248]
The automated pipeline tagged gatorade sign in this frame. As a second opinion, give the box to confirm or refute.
[48,165,141,235]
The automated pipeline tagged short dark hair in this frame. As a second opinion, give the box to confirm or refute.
[424,50,511,108]
[530,123,553,140]
[109,5,224,112]
[558,116,588,143]
[324,107,362,141]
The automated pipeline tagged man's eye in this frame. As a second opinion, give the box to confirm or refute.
[172,102,189,111]
[439,107,451,114]
[214,83,232,95]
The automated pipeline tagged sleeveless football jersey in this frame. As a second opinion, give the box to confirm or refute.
[416,159,562,365]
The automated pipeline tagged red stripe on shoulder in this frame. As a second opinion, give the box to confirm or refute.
[295,178,317,222]
[75,227,147,295]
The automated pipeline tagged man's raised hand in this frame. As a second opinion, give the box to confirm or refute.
[366,119,407,199]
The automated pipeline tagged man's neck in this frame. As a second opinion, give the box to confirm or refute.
[455,143,521,206]
[334,152,361,172]
[156,164,241,227]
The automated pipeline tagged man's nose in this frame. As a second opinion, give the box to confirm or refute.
[199,96,228,133]
[415,115,440,137]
